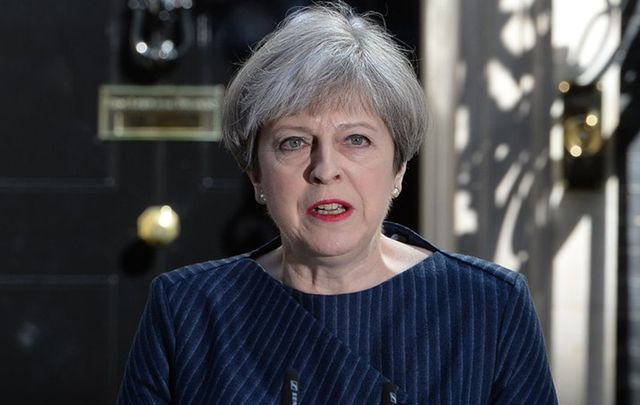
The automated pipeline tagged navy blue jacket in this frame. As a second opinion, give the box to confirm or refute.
[118,223,558,404]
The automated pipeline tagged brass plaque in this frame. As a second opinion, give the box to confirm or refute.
[98,85,224,141]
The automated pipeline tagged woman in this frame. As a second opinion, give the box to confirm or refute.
[118,3,558,404]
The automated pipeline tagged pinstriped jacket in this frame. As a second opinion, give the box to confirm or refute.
[117,222,558,404]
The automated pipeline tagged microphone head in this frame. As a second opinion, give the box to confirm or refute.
[381,382,398,405]
[281,367,300,405]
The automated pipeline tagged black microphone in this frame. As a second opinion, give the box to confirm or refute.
[281,367,300,405]
[381,382,398,405]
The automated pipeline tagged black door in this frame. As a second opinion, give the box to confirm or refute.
[0,1,419,403]
[0,1,278,403]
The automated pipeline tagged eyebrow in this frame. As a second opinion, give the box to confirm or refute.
[270,125,312,134]
[336,122,378,131]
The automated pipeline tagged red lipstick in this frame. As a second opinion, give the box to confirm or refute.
[306,199,353,222]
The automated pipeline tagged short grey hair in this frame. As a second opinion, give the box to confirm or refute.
[222,1,428,173]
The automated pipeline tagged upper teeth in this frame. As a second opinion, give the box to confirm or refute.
[316,203,343,210]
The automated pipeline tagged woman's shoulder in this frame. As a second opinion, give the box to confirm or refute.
[435,250,523,288]
[151,252,263,296]
[409,251,532,324]
[385,221,523,290]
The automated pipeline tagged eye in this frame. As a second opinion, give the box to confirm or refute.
[279,137,307,151]
[346,134,370,147]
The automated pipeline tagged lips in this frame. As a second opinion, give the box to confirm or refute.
[306,199,353,222]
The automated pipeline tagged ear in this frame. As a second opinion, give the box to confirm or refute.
[247,171,263,204]
[394,162,407,188]
[247,170,260,185]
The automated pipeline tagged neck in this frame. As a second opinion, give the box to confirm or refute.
[265,233,405,295]
[256,231,431,295]
[282,255,388,295]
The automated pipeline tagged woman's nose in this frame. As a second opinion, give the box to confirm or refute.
[306,143,341,184]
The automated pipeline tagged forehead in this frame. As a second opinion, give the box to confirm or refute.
[305,90,377,117]
[266,92,383,128]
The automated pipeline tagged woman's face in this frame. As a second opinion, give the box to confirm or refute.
[249,104,406,260]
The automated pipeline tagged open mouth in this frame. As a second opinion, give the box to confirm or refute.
[314,202,347,215]
[307,200,353,221]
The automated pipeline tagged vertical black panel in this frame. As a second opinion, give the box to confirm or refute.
[0,0,111,181]
[618,1,640,402]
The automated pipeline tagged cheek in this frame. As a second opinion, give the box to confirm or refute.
[267,177,293,199]
[260,169,304,216]
[359,170,395,202]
